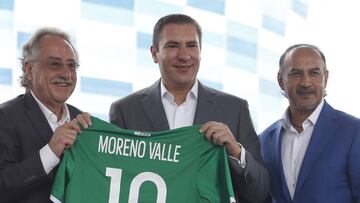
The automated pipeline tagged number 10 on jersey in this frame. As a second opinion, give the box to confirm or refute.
[106,167,167,203]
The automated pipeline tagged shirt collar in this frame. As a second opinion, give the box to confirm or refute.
[281,99,325,130]
[160,79,198,102]
[30,90,70,124]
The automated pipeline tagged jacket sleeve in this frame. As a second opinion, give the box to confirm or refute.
[0,109,49,202]
[228,100,270,203]
[350,127,360,203]
[109,101,126,129]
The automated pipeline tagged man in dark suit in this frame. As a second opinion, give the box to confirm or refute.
[0,27,91,203]
[109,14,269,203]
[259,44,360,203]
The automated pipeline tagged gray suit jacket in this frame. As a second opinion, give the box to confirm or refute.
[110,80,270,203]
[0,91,81,203]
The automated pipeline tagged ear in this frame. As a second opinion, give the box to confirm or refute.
[150,45,158,63]
[277,72,285,91]
[24,61,33,81]
[324,69,329,88]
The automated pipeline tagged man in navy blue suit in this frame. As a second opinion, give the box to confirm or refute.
[259,44,360,203]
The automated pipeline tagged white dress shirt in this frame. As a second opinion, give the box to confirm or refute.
[280,99,324,199]
[30,91,70,174]
[161,80,198,129]
[160,80,246,168]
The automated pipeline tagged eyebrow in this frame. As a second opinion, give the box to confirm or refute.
[165,41,179,44]
[186,40,198,44]
[164,40,199,44]
[47,56,76,62]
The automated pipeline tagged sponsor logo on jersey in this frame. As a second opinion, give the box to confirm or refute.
[134,131,152,137]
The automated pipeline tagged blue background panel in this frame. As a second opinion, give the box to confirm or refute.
[82,0,134,10]
[0,68,12,85]
[200,79,223,90]
[0,0,14,10]
[259,77,280,97]
[17,32,31,50]
[226,36,257,59]
[227,21,258,44]
[81,77,133,97]
[81,2,134,26]
[137,32,152,49]
[187,0,225,15]
[292,0,308,18]
[136,0,182,16]
[262,15,286,36]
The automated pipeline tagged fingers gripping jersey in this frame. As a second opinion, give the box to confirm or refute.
[50,117,236,203]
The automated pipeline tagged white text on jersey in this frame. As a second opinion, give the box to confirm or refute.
[98,135,181,163]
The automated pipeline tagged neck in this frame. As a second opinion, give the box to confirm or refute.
[288,108,312,129]
[163,81,194,106]
[30,90,65,121]
[47,103,64,121]
[171,89,189,105]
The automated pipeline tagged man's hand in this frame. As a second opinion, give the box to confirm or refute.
[74,112,92,129]
[199,121,241,159]
[49,112,92,157]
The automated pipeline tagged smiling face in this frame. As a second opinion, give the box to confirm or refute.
[278,46,328,116]
[151,23,201,92]
[25,34,77,113]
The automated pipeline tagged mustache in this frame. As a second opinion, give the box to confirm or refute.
[52,77,73,85]
[297,86,315,94]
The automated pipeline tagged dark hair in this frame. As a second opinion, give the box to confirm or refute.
[279,43,326,73]
[152,14,202,50]
[19,27,79,88]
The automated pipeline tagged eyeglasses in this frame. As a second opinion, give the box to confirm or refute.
[33,59,80,72]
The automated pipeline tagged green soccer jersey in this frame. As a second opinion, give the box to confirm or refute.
[50,117,235,203]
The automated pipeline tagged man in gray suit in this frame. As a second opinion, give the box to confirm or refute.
[109,14,269,203]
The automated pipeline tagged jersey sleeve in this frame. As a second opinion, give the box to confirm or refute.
[50,148,76,203]
[197,147,236,203]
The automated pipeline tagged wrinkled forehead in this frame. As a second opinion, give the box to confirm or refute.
[285,47,325,69]
[37,35,76,60]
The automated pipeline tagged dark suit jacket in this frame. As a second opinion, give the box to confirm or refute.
[110,80,270,203]
[259,101,360,203]
[0,91,81,203]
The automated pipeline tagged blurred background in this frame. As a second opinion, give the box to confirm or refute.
[1,0,359,132]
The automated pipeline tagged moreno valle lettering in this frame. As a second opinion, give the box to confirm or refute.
[98,135,181,163]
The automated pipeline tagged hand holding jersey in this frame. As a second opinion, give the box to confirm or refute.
[200,121,241,159]
[50,117,236,203]
[49,112,92,157]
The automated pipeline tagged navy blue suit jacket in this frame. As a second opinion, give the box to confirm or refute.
[259,101,360,203]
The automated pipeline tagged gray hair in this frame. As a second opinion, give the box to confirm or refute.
[19,27,79,88]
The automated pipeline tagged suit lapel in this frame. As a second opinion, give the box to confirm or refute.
[24,91,53,142]
[295,101,338,193]
[193,82,216,124]
[67,104,81,120]
[141,80,169,131]
[273,123,283,174]
[273,123,293,202]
